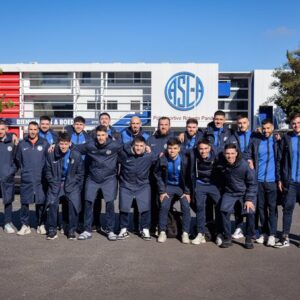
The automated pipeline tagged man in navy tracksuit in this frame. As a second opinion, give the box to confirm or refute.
[248,119,279,246]
[155,138,191,244]
[89,112,121,143]
[121,116,150,144]
[76,125,122,241]
[205,110,232,154]
[189,139,222,245]
[205,110,232,238]
[148,117,174,233]
[16,121,49,236]
[117,136,157,241]
[45,132,84,240]
[65,116,90,231]
[0,120,17,234]
[89,113,121,231]
[219,143,257,249]
[227,114,256,240]
[39,115,58,145]
[65,116,90,146]
[275,113,300,248]
[178,118,204,152]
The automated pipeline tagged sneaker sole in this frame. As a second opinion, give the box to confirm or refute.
[47,235,58,240]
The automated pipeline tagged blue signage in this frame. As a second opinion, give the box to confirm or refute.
[164,72,204,111]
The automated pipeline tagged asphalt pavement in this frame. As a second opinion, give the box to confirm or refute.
[0,197,300,300]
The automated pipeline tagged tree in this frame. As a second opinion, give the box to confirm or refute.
[0,68,15,113]
[271,48,300,118]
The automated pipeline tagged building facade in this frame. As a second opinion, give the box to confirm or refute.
[0,63,283,136]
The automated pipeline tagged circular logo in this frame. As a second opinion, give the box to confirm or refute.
[37,145,43,151]
[165,72,204,111]
[106,150,112,155]
[7,146,13,152]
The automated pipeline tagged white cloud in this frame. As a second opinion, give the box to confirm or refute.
[265,26,297,38]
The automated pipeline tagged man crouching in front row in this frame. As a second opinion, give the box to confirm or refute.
[219,143,257,249]
[154,138,192,244]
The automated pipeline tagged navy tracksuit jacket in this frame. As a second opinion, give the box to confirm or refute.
[180,130,204,152]
[118,144,157,213]
[15,137,49,204]
[121,127,150,144]
[45,146,85,213]
[0,135,17,205]
[76,138,123,202]
[39,129,58,145]
[147,131,174,158]
[205,122,232,153]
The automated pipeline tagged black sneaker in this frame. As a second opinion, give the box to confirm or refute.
[47,231,58,240]
[220,238,232,248]
[274,237,290,248]
[244,236,254,249]
[68,232,76,240]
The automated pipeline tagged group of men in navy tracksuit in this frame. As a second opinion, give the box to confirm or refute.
[1,110,300,249]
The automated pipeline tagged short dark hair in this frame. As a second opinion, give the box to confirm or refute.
[261,118,273,126]
[39,116,51,122]
[73,116,86,124]
[237,114,248,121]
[132,136,146,145]
[197,138,211,147]
[28,121,39,128]
[58,132,71,142]
[214,110,225,118]
[167,137,181,147]
[224,143,238,151]
[95,125,107,133]
[158,116,170,126]
[186,118,198,126]
[289,112,300,122]
[99,112,111,120]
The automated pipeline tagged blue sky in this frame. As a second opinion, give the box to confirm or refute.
[1,0,299,71]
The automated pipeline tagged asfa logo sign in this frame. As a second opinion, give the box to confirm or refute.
[164,72,204,111]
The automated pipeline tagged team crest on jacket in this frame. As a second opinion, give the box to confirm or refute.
[7,146,13,152]
[37,145,43,151]
[106,150,112,155]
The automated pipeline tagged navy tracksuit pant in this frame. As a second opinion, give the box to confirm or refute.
[84,200,115,233]
[220,193,255,240]
[159,185,191,233]
[257,182,278,236]
[120,210,150,230]
[3,203,12,224]
[194,182,221,235]
[48,196,78,234]
[282,182,300,235]
[20,204,45,227]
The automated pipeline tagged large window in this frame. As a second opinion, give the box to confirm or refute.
[106,100,118,110]
[30,73,72,88]
[131,100,140,113]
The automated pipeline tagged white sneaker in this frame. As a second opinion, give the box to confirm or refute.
[118,228,130,240]
[232,228,244,239]
[267,235,276,247]
[141,228,151,241]
[182,232,190,244]
[17,225,31,236]
[37,225,47,235]
[191,233,206,245]
[215,234,223,246]
[256,234,266,244]
[158,231,167,243]
[107,232,117,241]
[4,223,15,234]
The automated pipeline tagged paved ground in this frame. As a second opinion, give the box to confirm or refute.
[0,198,300,300]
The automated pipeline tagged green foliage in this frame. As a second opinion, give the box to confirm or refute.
[271,49,300,118]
